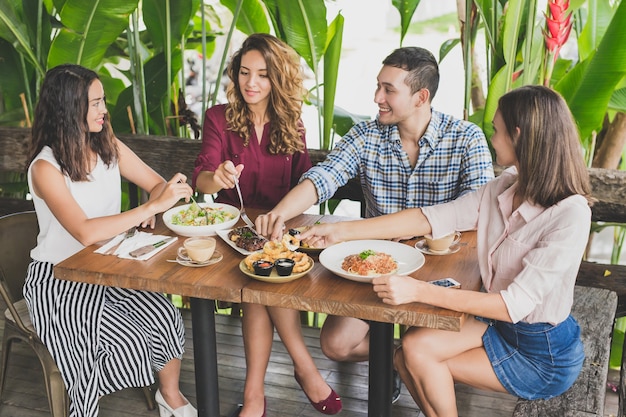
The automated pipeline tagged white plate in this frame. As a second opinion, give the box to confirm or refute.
[216,228,266,256]
[162,203,240,237]
[414,239,461,256]
[319,240,425,283]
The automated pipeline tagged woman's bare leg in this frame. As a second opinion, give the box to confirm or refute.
[269,306,332,401]
[157,358,188,408]
[396,317,506,417]
[239,302,274,417]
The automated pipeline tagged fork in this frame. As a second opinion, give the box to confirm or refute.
[233,175,260,235]
[104,227,137,255]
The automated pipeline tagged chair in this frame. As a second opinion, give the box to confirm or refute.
[0,211,154,416]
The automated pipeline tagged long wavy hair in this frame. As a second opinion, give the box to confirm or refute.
[225,33,306,155]
[498,85,593,207]
[28,64,118,181]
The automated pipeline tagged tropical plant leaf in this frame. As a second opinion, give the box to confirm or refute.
[609,88,626,112]
[500,0,524,92]
[322,13,343,150]
[439,38,460,62]
[0,39,30,112]
[220,0,269,35]
[263,0,327,72]
[481,63,512,136]
[111,50,182,135]
[143,0,198,52]
[391,0,421,46]
[48,0,140,69]
[0,0,45,76]
[578,0,613,60]
[554,0,626,144]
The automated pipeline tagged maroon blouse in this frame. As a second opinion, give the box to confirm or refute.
[192,104,312,210]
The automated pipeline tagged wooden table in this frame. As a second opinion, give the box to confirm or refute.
[54,209,480,417]
[54,222,249,417]
[245,214,481,417]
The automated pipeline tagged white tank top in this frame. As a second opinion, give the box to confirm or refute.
[27,146,121,264]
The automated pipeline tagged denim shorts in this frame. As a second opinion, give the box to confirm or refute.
[477,315,584,400]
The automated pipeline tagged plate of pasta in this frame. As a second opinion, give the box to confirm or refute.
[319,240,425,283]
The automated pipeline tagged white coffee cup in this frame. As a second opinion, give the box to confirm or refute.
[424,232,461,253]
[181,237,216,262]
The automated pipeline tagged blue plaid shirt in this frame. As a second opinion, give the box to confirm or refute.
[303,109,494,218]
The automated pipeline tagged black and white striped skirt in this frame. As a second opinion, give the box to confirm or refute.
[24,261,185,417]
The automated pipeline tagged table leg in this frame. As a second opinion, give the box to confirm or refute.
[190,298,220,417]
[368,321,394,417]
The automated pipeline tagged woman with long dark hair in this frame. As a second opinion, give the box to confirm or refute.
[26,64,196,417]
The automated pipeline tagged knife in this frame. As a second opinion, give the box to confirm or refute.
[129,236,177,258]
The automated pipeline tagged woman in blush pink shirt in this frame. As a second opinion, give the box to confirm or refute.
[299,85,593,417]
[193,34,340,417]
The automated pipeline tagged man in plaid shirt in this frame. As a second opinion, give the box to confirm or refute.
[255,46,494,402]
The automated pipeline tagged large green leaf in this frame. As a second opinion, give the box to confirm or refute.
[391,0,421,46]
[263,0,327,72]
[322,13,343,150]
[48,0,140,69]
[143,0,199,52]
[609,88,626,112]
[554,0,626,143]
[578,0,613,60]
[0,0,44,76]
[220,0,269,35]
[111,50,183,135]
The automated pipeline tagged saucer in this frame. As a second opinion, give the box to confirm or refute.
[176,250,223,267]
[414,240,460,256]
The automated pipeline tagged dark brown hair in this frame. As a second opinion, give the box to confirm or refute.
[498,85,592,207]
[382,47,439,99]
[29,64,118,181]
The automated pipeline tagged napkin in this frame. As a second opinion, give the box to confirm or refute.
[96,231,178,260]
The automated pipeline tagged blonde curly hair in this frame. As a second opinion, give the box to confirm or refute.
[225,33,306,155]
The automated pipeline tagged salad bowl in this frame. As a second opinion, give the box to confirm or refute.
[163,202,240,237]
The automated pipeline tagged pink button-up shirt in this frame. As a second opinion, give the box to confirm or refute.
[422,167,591,324]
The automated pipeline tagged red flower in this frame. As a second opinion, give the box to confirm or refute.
[543,0,572,55]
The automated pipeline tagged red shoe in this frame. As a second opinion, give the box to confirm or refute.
[294,373,342,415]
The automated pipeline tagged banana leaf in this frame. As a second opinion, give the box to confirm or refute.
[263,0,327,73]
[143,0,200,52]
[47,0,139,69]
[220,0,270,35]
[322,13,343,151]
[554,0,626,145]
[577,0,614,61]
[391,0,421,46]
[0,0,45,76]
[111,50,183,135]
[609,88,626,112]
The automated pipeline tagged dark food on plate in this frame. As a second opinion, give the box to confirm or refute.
[228,226,268,251]
[253,260,274,276]
[341,249,398,276]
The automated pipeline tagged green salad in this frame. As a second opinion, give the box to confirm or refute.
[171,203,235,226]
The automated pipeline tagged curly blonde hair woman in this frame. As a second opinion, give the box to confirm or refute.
[225,33,306,154]
[193,33,311,210]
[193,34,341,417]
